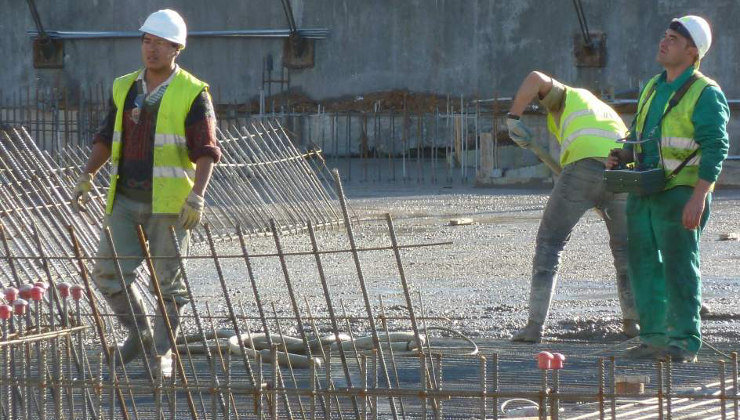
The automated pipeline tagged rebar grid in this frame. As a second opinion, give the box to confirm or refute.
[1,126,738,419]
[1,327,739,419]
[1,202,738,419]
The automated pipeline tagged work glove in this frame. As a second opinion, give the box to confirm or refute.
[506,117,533,148]
[72,173,93,212]
[178,191,205,230]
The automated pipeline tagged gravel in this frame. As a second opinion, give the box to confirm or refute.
[185,183,740,345]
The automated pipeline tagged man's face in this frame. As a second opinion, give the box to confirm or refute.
[657,28,698,67]
[141,33,180,72]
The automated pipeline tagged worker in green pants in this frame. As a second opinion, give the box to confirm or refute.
[608,15,729,363]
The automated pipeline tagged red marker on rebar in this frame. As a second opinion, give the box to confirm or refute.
[57,282,71,299]
[33,282,47,291]
[70,285,84,301]
[30,286,44,302]
[19,284,33,300]
[0,304,11,321]
[13,299,28,316]
[0,304,10,339]
[551,353,566,370]
[537,351,554,370]
[4,287,18,303]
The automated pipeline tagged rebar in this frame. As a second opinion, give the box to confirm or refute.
[331,169,399,420]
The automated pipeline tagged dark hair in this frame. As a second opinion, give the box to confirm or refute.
[669,21,696,47]
[140,33,181,49]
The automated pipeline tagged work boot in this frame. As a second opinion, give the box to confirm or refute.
[150,299,184,379]
[622,319,640,338]
[511,320,544,343]
[624,343,663,360]
[663,345,697,363]
[105,288,153,366]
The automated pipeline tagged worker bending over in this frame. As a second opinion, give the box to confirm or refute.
[507,71,638,343]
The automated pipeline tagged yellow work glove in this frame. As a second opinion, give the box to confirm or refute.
[72,173,93,212]
[178,191,205,230]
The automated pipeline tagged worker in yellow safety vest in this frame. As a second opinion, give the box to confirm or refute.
[506,71,638,343]
[72,9,221,378]
[608,16,729,363]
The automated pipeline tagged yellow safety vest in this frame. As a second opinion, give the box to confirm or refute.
[106,68,208,214]
[634,70,715,189]
[547,88,627,166]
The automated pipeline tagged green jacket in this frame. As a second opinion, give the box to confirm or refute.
[626,65,729,186]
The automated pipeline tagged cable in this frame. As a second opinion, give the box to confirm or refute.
[572,0,592,46]
[280,0,298,34]
[25,0,47,39]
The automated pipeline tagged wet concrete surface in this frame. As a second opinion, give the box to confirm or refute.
[186,184,740,347]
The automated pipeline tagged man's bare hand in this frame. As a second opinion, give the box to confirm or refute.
[682,191,707,230]
[606,148,632,169]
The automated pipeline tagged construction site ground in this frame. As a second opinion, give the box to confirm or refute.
[189,182,740,346]
[168,182,740,418]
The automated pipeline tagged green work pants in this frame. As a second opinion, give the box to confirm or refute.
[626,186,711,355]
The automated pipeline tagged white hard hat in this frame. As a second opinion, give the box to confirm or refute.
[139,9,187,48]
[671,15,712,60]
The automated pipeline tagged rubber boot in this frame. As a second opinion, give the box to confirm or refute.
[612,271,639,338]
[105,288,153,366]
[150,299,183,379]
[511,320,544,343]
[623,343,663,360]
[622,319,640,338]
[511,274,553,343]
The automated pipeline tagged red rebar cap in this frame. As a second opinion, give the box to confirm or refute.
[3,287,18,302]
[551,353,566,370]
[30,286,44,301]
[537,351,554,370]
[13,299,28,315]
[0,304,11,320]
[57,282,71,299]
[19,284,34,300]
[34,282,48,291]
[70,285,85,301]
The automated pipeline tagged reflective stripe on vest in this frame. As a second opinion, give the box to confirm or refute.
[561,128,622,151]
[547,88,627,166]
[634,70,715,189]
[664,156,701,171]
[106,68,208,214]
[154,133,188,147]
[153,166,196,178]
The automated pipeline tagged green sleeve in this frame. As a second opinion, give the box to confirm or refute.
[692,85,730,183]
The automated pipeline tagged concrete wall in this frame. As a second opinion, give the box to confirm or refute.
[3,0,739,102]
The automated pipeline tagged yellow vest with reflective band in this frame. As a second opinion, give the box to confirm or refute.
[106,68,207,214]
[634,70,714,190]
[546,88,627,166]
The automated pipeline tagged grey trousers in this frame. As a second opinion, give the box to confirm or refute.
[527,158,637,325]
[92,194,190,305]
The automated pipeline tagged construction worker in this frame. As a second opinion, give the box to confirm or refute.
[608,16,729,363]
[72,9,221,377]
[507,71,639,343]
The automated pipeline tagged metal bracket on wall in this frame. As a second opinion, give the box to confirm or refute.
[33,37,64,69]
[574,31,607,68]
[283,35,315,69]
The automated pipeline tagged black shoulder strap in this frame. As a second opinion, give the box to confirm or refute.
[663,73,700,117]
[666,149,699,179]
